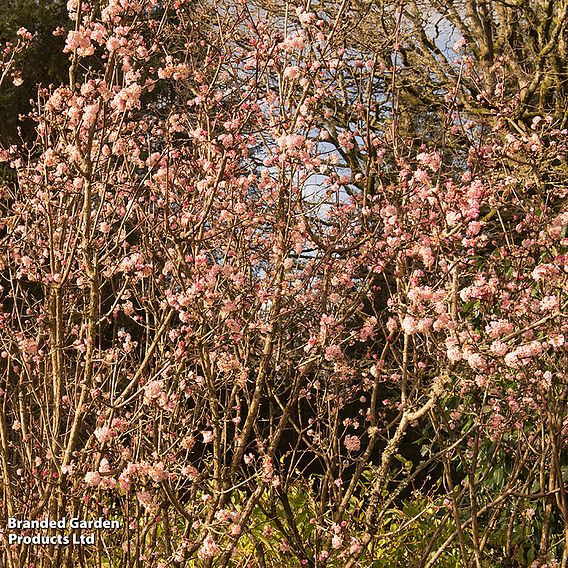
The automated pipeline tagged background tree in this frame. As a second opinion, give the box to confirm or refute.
[0,0,68,145]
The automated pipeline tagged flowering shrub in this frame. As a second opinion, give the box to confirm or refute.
[0,26,32,90]
[0,0,566,567]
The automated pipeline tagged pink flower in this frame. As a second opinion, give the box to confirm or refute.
[111,84,142,112]
[344,435,360,452]
[465,352,486,371]
[532,263,559,282]
[281,34,305,52]
[416,317,433,333]
[278,134,305,150]
[84,471,102,487]
[61,463,75,475]
[413,168,430,184]
[63,30,94,57]
[445,337,462,362]
[324,345,343,361]
[386,317,398,332]
[349,537,362,554]
[453,38,467,52]
[111,418,129,432]
[181,465,198,480]
[118,471,131,492]
[490,341,508,357]
[148,462,169,483]
[137,490,158,513]
[401,316,418,335]
[331,534,343,549]
[94,425,115,444]
[504,352,519,367]
[540,295,559,312]
[283,66,301,80]
[485,319,514,338]
[181,435,195,450]
[359,316,377,341]
[201,430,214,443]
[17,27,33,41]
[417,151,441,172]
[143,380,166,406]
[99,458,111,473]
[99,221,111,234]
[338,130,355,151]
[198,535,219,559]
[298,11,316,26]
